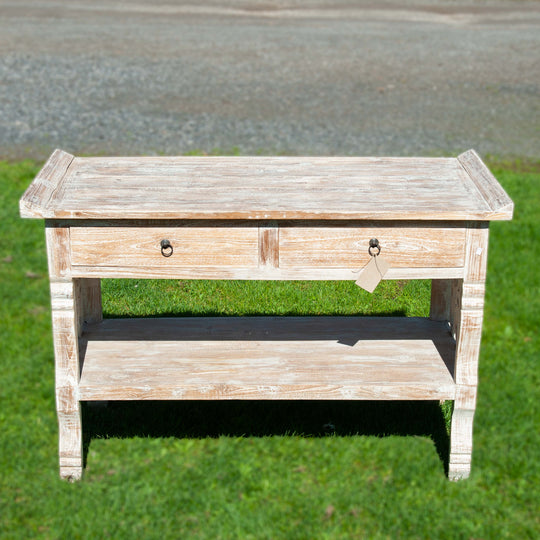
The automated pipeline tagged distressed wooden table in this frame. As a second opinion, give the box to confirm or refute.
[20,149,513,481]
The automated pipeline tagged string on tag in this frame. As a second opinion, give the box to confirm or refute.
[354,238,390,293]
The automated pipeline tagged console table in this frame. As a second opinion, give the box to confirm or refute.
[20,149,513,481]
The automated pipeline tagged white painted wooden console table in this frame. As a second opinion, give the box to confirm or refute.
[20,149,513,481]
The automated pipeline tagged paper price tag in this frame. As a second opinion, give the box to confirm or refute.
[355,255,390,293]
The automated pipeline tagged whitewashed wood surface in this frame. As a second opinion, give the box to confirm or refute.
[20,149,513,221]
[78,316,456,401]
[19,149,513,481]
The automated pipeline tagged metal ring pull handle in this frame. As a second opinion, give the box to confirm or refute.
[368,238,381,256]
[160,239,173,257]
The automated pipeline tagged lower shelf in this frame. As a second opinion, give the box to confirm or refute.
[78,316,456,401]
[79,317,455,400]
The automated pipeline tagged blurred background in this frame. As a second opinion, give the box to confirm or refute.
[1,0,539,160]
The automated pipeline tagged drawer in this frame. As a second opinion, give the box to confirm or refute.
[70,226,259,268]
[279,226,466,268]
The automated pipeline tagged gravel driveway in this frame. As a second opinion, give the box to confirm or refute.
[1,0,539,159]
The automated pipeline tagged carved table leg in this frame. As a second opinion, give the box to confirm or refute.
[75,278,102,329]
[46,223,83,481]
[448,224,489,480]
[430,279,452,323]
[449,385,477,480]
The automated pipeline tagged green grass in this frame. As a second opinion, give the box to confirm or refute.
[1,157,538,538]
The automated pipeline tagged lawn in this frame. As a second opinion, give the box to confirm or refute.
[0,157,538,539]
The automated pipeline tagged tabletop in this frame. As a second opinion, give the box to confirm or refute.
[20,149,513,221]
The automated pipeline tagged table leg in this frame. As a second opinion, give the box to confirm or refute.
[449,385,477,480]
[448,224,489,480]
[430,279,451,322]
[46,224,83,480]
[75,278,102,330]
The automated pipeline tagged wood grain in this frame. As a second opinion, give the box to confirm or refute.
[19,149,74,218]
[258,223,279,268]
[454,225,489,387]
[70,226,259,268]
[70,265,464,281]
[279,225,466,269]
[69,221,466,278]
[448,224,489,480]
[45,222,72,279]
[75,278,102,334]
[429,279,452,322]
[46,224,83,481]
[21,152,512,221]
[78,317,456,401]
[458,150,514,220]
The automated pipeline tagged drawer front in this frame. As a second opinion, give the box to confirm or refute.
[279,226,466,268]
[70,227,259,268]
